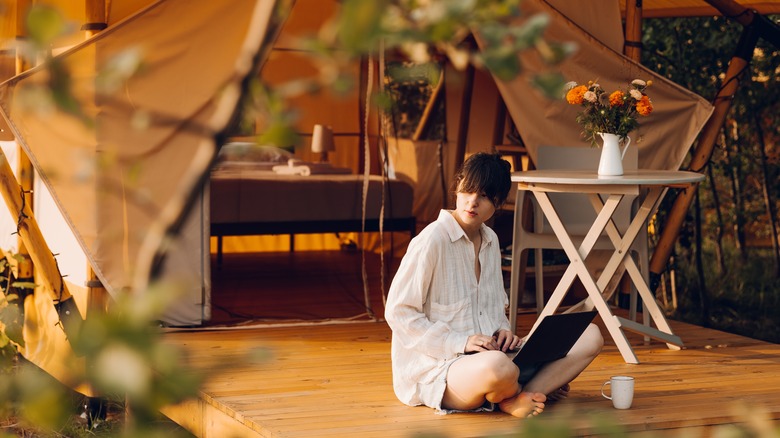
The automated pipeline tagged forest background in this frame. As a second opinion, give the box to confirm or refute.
[643,16,779,343]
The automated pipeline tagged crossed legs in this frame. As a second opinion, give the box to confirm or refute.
[443,350,546,417]
[523,324,604,396]
[442,324,604,418]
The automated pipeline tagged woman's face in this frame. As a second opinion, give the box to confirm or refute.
[454,189,496,229]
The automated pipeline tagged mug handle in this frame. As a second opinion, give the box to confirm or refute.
[601,381,612,400]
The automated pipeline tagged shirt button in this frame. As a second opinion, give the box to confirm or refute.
[479,312,483,316]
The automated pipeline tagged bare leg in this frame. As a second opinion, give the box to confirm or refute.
[523,324,604,396]
[547,383,570,402]
[443,350,546,417]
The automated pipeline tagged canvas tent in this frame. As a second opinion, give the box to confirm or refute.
[0,0,281,382]
[0,1,776,386]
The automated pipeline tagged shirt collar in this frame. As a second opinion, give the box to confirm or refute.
[437,209,494,247]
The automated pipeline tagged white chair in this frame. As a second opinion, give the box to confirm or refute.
[509,144,648,327]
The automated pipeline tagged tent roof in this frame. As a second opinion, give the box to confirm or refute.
[620,0,780,18]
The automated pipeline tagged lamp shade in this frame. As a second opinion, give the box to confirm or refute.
[311,124,335,153]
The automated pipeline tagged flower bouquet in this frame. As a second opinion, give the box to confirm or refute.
[565,79,653,146]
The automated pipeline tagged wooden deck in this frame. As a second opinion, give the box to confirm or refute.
[160,251,780,437]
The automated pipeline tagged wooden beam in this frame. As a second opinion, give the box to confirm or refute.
[83,0,110,318]
[623,0,643,62]
[0,150,74,299]
[83,0,107,38]
[704,0,780,47]
[14,0,33,280]
[454,62,474,171]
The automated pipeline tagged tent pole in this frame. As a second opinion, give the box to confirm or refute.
[704,0,780,47]
[454,62,474,172]
[82,0,108,38]
[83,0,110,317]
[14,0,34,284]
[620,0,644,310]
[0,149,83,342]
[648,24,759,292]
[358,55,369,174]
[623,0,643,62]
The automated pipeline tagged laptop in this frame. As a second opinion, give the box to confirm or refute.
[507,311,598,366]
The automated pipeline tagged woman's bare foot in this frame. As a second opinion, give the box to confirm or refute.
[498,391,546,417]
[547,383,570,402]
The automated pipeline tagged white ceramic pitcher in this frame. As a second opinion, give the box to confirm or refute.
[597,132,630,176]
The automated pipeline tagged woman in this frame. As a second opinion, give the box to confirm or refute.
[384,152,603,417]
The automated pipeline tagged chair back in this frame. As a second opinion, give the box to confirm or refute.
[535,144,639,235]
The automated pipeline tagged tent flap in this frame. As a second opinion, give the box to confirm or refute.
[0,0,279,326]
[479,0,714,172]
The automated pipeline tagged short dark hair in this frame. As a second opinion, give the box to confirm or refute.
[454,152,512,208]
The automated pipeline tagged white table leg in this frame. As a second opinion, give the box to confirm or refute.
[508,191,525,333]
[589,188,684,350]
[530,190,640,364]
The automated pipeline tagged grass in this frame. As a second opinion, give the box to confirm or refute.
[0,357,194,438]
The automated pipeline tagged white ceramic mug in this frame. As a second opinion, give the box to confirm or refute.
[601,376,634,409]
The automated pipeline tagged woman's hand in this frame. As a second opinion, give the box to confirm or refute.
[493,329,522,352]
[465,334,499,353]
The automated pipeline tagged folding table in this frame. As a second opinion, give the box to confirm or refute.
[509,169,705,364]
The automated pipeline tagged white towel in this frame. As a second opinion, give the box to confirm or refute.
[272,159,351,176]
[272,163,312,176]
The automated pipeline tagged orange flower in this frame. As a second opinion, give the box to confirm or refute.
[566,85,588,105]
[609,91,625,107]
[636,95,653,116]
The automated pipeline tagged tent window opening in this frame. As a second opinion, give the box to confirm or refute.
[383,61,446,141]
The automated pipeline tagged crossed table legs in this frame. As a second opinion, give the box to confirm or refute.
[518,185,683,364]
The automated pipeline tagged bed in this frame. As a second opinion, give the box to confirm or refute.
[209,159,416,265]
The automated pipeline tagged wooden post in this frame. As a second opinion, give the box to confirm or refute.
[623,0,643,62]
[704,0,780,46]
[454,62,474,174]
[14,0,34,282]
[83,0,108,39]
[648,25,759,291]
[620,0,644,309]
[83,0,111,318]
[0,149,83,335]
[14,0,31,75]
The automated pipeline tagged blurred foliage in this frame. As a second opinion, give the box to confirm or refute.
[6,2,778,437]
[254,0,573,148]
[0,278,205,437]
[1,1,571,436]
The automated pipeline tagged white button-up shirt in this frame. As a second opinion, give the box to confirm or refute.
[384,210,511,410]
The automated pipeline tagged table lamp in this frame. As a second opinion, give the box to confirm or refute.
[311,124,335,162]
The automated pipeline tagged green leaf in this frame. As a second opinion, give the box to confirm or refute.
[531,72,566,99]
[26,5,67,46]
[258,122,301,150]
[337,0,389,53]
[0,303,24,347]
[510,12,550,46]
[11,281,37,290]
[479,48,521,82]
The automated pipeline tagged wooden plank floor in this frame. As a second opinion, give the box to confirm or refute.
[161,251,780,437]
